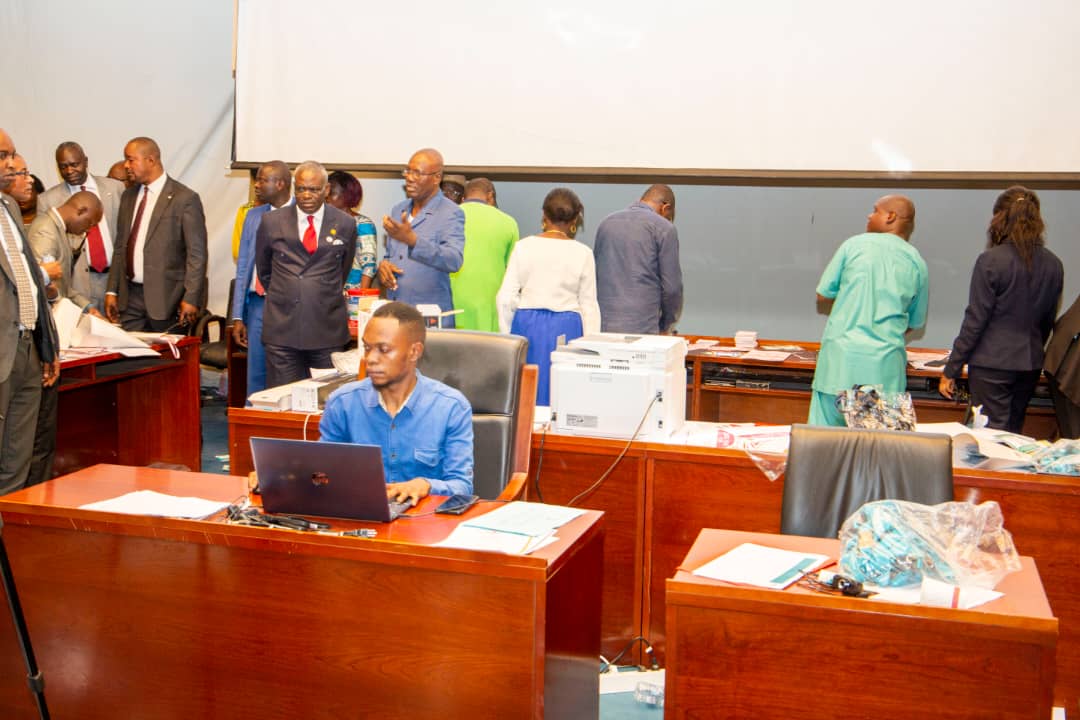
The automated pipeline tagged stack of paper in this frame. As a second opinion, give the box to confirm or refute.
[79,490,230,518]
[434,501,585,555]
[734,330,758,350]
[916,422,1037,471]
[692,542,830,589]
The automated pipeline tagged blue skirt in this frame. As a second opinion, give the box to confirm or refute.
[510,308,583,406]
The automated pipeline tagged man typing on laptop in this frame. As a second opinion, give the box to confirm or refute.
[319,302,474,506]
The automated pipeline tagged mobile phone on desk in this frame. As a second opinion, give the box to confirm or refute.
[435,494,480,515]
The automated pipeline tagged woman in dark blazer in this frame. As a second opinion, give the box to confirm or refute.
[939,186,1063,433]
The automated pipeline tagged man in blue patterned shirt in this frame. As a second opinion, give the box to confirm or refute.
[319,302,474,505]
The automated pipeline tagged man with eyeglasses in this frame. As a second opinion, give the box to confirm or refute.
[0,128,61,495]
[106,137,208,332]
[37,141,125,315]
[378,148,464,326]
[255,161,357,387]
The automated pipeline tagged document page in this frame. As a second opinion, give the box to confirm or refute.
[691,542,831,590]
[462,501,585,538]
[79,490,231,519]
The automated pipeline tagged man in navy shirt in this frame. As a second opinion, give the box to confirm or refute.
[593,184,683,335]
[320,302,474,506]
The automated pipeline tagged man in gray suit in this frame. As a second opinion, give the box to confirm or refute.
[256,161,357,387]
[38,142,125,314]
[0,128,60,494]
[28,191,104,314]
[105,137,208,332]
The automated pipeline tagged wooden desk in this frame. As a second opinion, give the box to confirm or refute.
[0,465,603,719]
[527,431,1080,713]
[665,529,1057,720]
[682,335,1058,439]
[56,337,202,475]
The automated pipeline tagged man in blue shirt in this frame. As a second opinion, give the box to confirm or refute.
[593,184,683,335]
[378,148,465,327]
[231,160,291,397]
[319,302,474,505]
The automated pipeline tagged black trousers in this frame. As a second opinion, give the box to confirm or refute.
[1048,374,1080,439]
[120,282,178,332]
[263,343,336,389]
[967,365,1042,434]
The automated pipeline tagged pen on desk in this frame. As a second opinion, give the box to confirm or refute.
[341,528,378,538]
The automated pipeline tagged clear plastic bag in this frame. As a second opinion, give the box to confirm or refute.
[835,385,916,431]
[838,499,1021,588]
[1032,438,1080,475]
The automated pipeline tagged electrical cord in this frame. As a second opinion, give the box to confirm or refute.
[566,392,659,508]
[532,415,550,503]
[600,635,659,673]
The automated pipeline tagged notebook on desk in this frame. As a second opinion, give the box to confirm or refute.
[249,437,411,522]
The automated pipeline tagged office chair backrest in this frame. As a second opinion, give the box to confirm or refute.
[781,424,953,538]
[418,329,530,499]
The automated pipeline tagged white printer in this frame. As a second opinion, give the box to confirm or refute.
[549,333,687,439]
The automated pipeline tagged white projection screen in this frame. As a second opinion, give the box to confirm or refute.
[234,0,1080,178]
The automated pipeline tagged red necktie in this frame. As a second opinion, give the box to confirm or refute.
[81,184,108,272]
[125,186,149,280]
[302,215,317,254]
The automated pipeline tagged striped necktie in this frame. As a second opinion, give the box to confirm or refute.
[1,210,37,329]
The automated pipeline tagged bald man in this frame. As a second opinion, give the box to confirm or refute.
[379,148,464,325]
[107,160,134,189]
[38,141,125,313]
[27,190,104,314]
[106,136,208,331]
[809,195,929,426]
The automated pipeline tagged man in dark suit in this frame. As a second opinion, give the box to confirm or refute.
[37,141,125,314]
[0,128,60,494]
[105,137,208,331]
[255,161,357,387]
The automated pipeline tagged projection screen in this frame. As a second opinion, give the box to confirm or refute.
[234,0,1080,178]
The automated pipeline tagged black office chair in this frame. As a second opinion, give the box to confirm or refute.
[781,424,953,538]
[418,329,538,501]
[189,279,235,371]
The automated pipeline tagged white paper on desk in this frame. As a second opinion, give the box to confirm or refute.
[50,297,85,349]
[919,577,1003,609]
[692,542,831,590]
[71,314,158,357]
[79,490,230,519]
[687,339,719,351]
[716,424,791,454]
[916,422,1034,470]
[433,526,557,555]
[739,349,792,362]
[906,350,950,371]
[462,501,585,538]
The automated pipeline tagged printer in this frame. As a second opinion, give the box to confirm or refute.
[549,333,687,439]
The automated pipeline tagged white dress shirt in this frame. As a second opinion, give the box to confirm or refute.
[295,203,326,246]
[66,174,114,266]
[129,172,169,284]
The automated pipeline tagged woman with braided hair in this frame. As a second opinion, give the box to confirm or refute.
[939,186,1064,432]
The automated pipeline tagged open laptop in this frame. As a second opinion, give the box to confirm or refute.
[249,437,412,522]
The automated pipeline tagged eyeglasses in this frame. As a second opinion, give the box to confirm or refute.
[401,168,439,179]
[295,185,324,195]
[9,170,29,177]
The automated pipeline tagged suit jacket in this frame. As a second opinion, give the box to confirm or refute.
[39,175,124,302]
[107,176,208,320]
[1045,294,1080,405]
[231,203,274,321]
[255,204,357,350]
[945,243,1063,377]
[27,209,92,309]
[0,194,59,383]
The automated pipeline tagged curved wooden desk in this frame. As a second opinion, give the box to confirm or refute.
[0,465,603,719]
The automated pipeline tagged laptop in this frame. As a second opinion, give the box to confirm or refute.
[250,437,411,522]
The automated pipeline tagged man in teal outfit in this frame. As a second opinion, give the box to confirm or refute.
[809,195,929,426]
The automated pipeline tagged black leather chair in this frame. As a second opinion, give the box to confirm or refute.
[418,329,538,501]
[189,279,234,370]
[781,424,953,538]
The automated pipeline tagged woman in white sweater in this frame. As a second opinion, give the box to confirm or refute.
[496,187,601,405]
